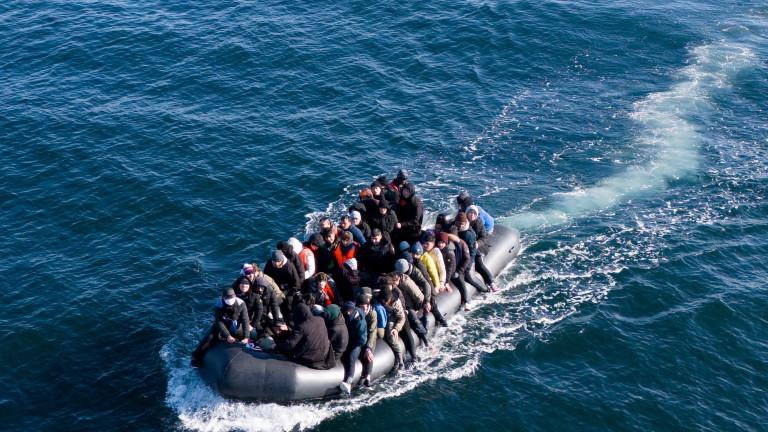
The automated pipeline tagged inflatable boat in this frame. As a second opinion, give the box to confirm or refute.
[198,225,521,402]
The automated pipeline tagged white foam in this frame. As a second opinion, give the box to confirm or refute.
[500,43,756,230]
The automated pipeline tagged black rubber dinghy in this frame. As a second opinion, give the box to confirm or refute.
[198,225,521,402]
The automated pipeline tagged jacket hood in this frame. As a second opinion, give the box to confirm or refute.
[400,182,416,198]
[325,304,342,321]
[288,237,303,254]
[293,303,312,324]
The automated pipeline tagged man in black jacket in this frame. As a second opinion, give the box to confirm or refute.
[394,182,423,244]
[277,303,336,370]
[358,228,395,285]
[264,250,302,325]
[369,200,398,243]
[191,288,251,367]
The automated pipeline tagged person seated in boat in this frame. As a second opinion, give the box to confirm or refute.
[376,280,411,368]
[397,240,411,261]
[249,271,287,336]
[277,240,306,285]
[394,181,424,244]
[422,231,449,294]
[452,212,488,293]
[322,304,348,364]
[277,302,336,370]
[190,288,251,368]
[340,214,366,245]
[411,242,440,291]
[370,179,386,204]
[465,205,497,292]
[436,232,470,311]
[410,243,448,327]
[339,301,368,395]
[390,262,430,348]
[397,252,434,312]
[331,230,359,270]
[434,213,450,236]
[358,228,395,285]
[301,272,341,307]
[350,210,371,241]
[264,250,302,325]
[337,258,361,301]
[356,288,377,386]
[308,232,335,275]
[369,199,398,243]
[456,191,494,234]
[289,237,316,280]
[234,276,262,336]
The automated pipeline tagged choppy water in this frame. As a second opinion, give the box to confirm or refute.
[1,1,767,431]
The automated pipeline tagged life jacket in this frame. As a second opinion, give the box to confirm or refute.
[332,242,358,268]
[298,247,313,273]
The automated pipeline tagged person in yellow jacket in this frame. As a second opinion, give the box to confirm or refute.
[411,242,440,291]
[422,232,448,293]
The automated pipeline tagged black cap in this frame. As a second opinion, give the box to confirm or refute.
[396,169,409,180]
[222,287,236,298]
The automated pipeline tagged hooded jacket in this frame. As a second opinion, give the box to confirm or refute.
[264,257,302,297]
[362,306,378,351]
[395,182,424,239]
[278,303,335,369]
[369,208,398,239]
[407,261,433,303]
[440,242,458,280]
[358,237,395,277]
[345,307,368,349]
[397,273,425,310]
[214,297,251,340]
[418,252,441,289]
[428,247,447,287]
[324,305,349,360]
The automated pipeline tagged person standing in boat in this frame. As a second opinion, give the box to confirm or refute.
[394,181,424,245]
[190,288,251,368]
[358,228,395,285]
[369,199,398,243]
[339,301,368,395]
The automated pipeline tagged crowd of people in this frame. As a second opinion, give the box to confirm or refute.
[190,170,497,395]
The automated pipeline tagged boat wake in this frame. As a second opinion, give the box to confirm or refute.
[161,42,758,432]
[498,43,756,230]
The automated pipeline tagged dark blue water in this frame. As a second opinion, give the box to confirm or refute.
[1,1,767,430]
